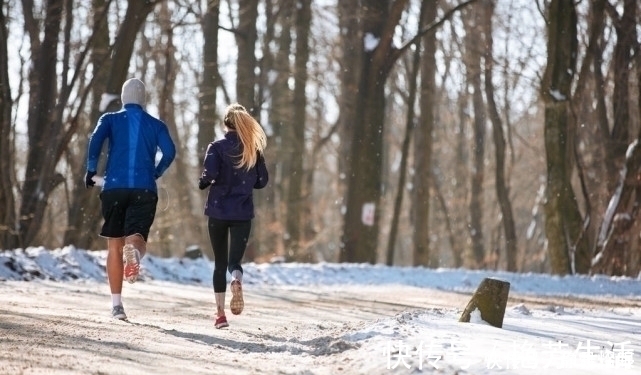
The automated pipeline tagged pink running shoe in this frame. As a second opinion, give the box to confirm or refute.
[215,315,229,329]
[123,244,140,283]
[230,280,244,315]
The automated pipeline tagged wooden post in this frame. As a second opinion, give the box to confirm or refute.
[459,278,510,328]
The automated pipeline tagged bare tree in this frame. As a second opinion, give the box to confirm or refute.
[63,0,111,249]
[198,0,220,155]
[463,2,486,268]
[387,1,428,266]
[341,0,409,263]
[269,0,294,260]
[337,0,362,195]
[235,0,258,114]
[432,170,464,266]
[412,0,437,267]
[285,0,312,261]
[19,0,67,246]
[604,0,636,186]
[565,0,608,274]
[341,0,476,263]
[195,0,222,259]
[0,1,16,248]
[334,0,363,260]
[482,0,517,271]
[541,0,587,275]
[592,0,639,276]
[153,1,200,258]
[448,70,471,268]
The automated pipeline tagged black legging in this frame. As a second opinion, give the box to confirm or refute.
[208,217,251,293]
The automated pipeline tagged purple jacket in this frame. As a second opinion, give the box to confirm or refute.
[201,132,268,220]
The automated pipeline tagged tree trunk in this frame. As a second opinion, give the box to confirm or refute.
[592,141,641,275]
[592,0,639,276]
[154,1,199,258]
[541,0,583,275]
[337,0,362,204]
[105,1,158,102]
[568,0,607,274]
[341,59,386,263]
[411,0,437,267]
[235,0,272,261]
[606,0,636,186]
[340,0,475,263]
[0,3,17,248]
[432,172,464,266]
[341,0,409,263]
[18,0,65,246]
[450,91,470,268]
[253,9,291,263]
[335,0,363,262]
[387,1,427,266]
[592,0,637,276]
[235,0,258,114]
[630,35,641,277]
[194,0,221,259]
[464,4,486,267]
[268,0,294,261]
[482,0,517,271]
[198,0,220,155]
[63,0,110,250]
[285,0,311,261]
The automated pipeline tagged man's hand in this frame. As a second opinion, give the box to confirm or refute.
[85,170,96,188]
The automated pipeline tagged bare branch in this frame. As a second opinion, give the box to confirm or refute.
[392,0,479,62]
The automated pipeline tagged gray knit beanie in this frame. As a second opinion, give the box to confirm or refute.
[121,78,146,106]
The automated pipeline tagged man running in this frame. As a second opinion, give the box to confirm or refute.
[85,78,176,320]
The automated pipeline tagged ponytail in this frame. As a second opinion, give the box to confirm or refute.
[223,103,267,170]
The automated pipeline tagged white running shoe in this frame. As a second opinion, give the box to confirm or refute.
[230,280,244,315]
[123,244,140,284]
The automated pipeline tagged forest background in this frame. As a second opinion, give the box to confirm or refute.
[1,0,640,278]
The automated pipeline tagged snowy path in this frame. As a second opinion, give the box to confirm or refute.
[1,280,639,374]
[0,281,452,375]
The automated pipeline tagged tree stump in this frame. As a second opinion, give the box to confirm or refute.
[459,278,510,328]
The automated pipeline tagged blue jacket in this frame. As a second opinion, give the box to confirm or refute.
[87,104,176,192]
[201,132,268,220]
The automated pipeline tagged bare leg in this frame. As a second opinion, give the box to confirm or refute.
[107,237,126,294]
[125,233,147,258]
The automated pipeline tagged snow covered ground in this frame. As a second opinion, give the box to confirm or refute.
[1,246,640,374]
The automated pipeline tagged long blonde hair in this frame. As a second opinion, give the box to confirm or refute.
[223,103,267,170]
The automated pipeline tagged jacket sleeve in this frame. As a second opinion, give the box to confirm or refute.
[254,153,269,189]
[86,114,110,172]
[154,123,176,178]
[200,143,220,184]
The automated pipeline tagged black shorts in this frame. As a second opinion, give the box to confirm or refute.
[99,189,158,241]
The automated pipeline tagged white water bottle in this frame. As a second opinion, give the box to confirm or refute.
[92,175,105,187]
